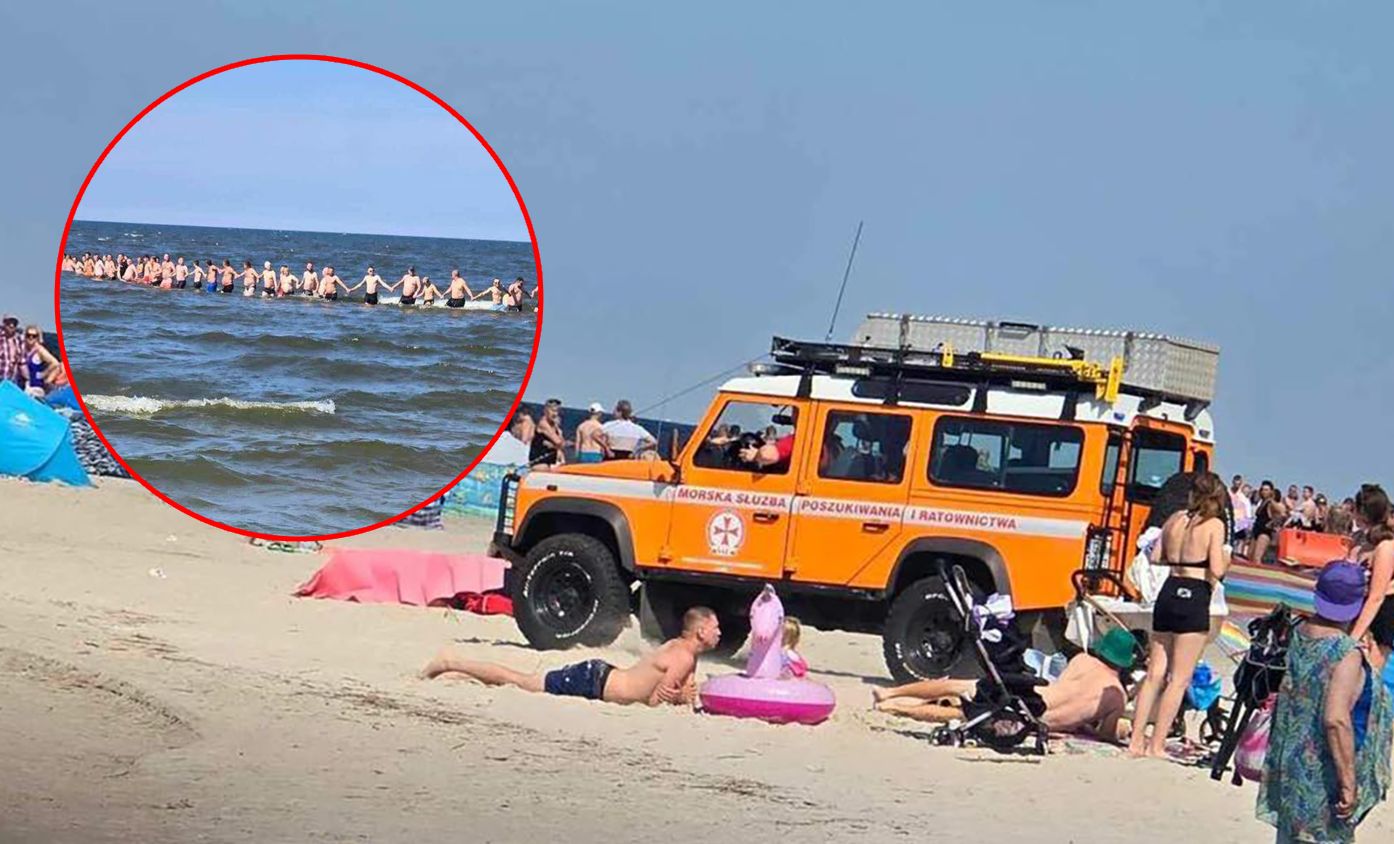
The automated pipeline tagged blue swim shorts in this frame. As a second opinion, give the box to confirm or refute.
[543,659,613,700]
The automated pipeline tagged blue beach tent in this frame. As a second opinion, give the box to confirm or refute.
[0,381,91,486]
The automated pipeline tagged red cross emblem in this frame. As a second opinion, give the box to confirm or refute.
[707,510,745,556]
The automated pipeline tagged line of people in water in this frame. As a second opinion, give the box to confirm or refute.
[63,252,537,309]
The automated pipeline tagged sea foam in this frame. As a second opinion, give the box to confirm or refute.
[84,395,336,415]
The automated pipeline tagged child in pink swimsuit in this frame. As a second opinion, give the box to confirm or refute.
[782,617,809,678]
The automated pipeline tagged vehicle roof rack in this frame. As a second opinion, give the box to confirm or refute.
[769,336,1125,403]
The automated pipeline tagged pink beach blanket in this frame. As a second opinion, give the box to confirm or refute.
[295,548,509,611]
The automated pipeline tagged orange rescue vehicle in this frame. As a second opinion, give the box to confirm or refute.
[489,315,1219,680]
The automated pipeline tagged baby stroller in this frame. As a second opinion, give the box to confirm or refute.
[929,560,1049,755]
[1209,604,1295,784]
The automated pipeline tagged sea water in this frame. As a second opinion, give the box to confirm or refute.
[59,220,538,536]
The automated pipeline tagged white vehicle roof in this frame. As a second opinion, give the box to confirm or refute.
[717,374,1215,444]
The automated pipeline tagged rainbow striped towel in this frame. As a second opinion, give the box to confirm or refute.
[1224,558,1317,618]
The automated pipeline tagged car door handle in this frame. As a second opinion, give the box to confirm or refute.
[861,521,890,533]
[753,511,781,524]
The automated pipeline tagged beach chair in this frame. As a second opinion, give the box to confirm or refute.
[928,561,1049,755]
[1209,604,1295,785]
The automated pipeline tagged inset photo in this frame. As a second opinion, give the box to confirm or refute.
[55,57,541,538]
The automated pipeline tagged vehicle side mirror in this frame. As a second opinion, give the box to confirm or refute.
[771,413,794,426]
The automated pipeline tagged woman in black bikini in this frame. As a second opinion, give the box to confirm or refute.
[1128,471,1231,758]
[1250,480,1287,564]
[1351,484,1394,666]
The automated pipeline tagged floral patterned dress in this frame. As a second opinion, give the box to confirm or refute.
[1256,629,1393,843]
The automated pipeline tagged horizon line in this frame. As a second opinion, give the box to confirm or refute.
[72,218,532,245]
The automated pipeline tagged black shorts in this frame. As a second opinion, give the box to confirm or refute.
[1153,576,1212,634]
[324,292,338,301]
[1370,597,1394,648]
[364,292,378,305]
[446,297,466,308]
[543,659,613,700]
[221,284,234,293]
[399,294,415,305]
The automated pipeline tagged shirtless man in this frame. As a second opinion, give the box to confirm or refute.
[260,261,277,297]
[444,271,477,308]
[348,265,386,304]
[239,261,258,297]
[174,257,189,289]
[505,277,528,310]
[301,262,319,297]
[872,628,1139,743]
[478,278,505,305]
[398,268,424,305]
[318,267,343,301]
[220,260,238,293]
[160,254,175,289]
[398,266,422,300]
[421,607,720,706]
[121,258,137,283]
[575,402,610,463]
[278,266,296,297]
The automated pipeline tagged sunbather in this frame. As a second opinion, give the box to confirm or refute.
[421,606,720,706]
[872,628,1139,743]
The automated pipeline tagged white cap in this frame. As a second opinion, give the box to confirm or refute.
[588,402,605,414]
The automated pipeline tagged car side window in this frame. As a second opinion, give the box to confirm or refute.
[818,410,912,484]
[1127,429,1186,502]
[692,401,798,474]
[929,416,1084,497]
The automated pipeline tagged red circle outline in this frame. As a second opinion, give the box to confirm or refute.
[52,54,543,542]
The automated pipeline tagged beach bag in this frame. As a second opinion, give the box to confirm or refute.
[1234,695,1275,782]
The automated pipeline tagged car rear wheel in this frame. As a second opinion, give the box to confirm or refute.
[512,534,629,649]
[882,575,984,682]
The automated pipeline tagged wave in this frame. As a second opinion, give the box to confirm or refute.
[84,395,336,415]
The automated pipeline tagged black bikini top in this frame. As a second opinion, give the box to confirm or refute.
[1162,559,1209,569]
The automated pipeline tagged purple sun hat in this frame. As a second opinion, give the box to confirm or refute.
[1313,561,1366,623]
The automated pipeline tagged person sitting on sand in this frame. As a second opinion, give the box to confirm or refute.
[782,617,809,678]
[421,606,721,706]
[872,627,1139,743]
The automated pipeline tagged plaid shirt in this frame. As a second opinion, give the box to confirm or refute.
[0,332,23,384]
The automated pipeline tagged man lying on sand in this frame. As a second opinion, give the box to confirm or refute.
[872,628,1139,743]
[421,606,720,706]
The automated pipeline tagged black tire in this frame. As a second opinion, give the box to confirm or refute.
[882,575,983,682]
[512,534,629,649]
[637,581,750,657]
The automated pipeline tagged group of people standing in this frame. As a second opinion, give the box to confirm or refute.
[64,252,536,310]
[1232,476,1349,563]
[1128,472,1392,841]
[504,399,659,467]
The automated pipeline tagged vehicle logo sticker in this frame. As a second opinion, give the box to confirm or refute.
[706,510,745,557]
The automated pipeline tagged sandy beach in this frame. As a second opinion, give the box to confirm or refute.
[1,478,1388,843]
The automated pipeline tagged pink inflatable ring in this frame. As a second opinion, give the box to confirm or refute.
[699,674,836,725]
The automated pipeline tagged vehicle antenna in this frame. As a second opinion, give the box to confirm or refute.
[824,220,863,342]
[636,353,769,417]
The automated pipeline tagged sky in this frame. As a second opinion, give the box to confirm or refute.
[72,59,528,241]
[3,1,1393,498]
